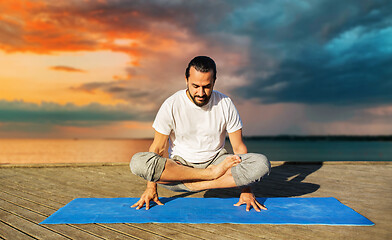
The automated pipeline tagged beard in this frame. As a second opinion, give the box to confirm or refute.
[187,89,211,107]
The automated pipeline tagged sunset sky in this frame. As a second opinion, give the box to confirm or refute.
[0,0,391,138]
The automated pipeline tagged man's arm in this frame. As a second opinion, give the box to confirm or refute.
[131,131,169,210]
[228,129,267,212]
[149,131,169,156]
[228,128,247,155]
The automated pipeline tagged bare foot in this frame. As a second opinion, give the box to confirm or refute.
[208,155,241,180]
[184,157,240,191]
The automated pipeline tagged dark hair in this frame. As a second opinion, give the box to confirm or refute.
[185,56,217,81]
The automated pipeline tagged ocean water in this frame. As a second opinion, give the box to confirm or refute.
[0,139,391,165]
[0,139,152,165]
[236,139,392,162]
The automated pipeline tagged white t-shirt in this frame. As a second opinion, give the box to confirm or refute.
[152,89,242,163]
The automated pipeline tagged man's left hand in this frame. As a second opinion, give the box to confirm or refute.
[234,187,267,212]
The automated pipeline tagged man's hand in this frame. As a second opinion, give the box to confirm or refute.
[234,187,267,212]
[131,182,164,210]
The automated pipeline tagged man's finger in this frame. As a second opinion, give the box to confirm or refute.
[155,199,164,206]
[256,202,267,210]
[246,203,251,212]
[145,200,150,210]
[251,202,261,212]
[254,199,267,210]
[131,199,142,208]
[136,202,144,210]
[136,199,145,210]
[131,200,140,208]
[234,201,244,206]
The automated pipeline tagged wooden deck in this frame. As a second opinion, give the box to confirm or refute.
[0,162,391,240]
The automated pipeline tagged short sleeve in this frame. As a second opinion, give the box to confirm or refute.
[152,99,173,135]
[226,98,243,133]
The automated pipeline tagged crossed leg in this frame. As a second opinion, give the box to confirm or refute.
[130,151,270,192]
[182,167,237,191]
[158,154,240,191]
[161,152,270,191]
[157,155,241,183]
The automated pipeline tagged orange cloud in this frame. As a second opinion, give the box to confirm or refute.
[0,0,187,67]
[49,66,86,73]
[0,0,44,15]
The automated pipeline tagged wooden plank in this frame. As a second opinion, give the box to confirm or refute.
[1,173,80,204]
[164,223,264,240]
[222,224,325,240]
[126,223,203,240]
[1,169,84,201]
[101,224,172,240]
[0,197,99,240]
[0,220,37,240]
[0,208,69,240]
[131,223,233,240]
[21,166,144,198]
[0,193,135,239]
[15,170,114,199]
[0,188,144,239]
[11,168,116,198]
[191,224,283,240]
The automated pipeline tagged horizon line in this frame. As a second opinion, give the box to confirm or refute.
[1,134,392,141]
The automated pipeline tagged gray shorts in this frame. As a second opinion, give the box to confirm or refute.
[130,149,271,192]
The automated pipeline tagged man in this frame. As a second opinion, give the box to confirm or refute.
[130,56,270,211]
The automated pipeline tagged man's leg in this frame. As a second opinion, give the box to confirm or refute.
[159,156,241,182]
[183,153,271,191]
[130,152,241,184]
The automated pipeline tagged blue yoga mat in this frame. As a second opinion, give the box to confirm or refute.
[40,197,373,225]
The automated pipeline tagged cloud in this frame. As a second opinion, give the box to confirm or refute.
[49,65,86,73]
[70,80,164,110]
[1,0,392,139]
[229,0,392,106]
[1,0,245,110]
[0,99,155,126]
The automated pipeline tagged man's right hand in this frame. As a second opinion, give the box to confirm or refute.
[131,182,164,210]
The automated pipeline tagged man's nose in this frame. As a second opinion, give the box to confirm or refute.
[197,87,205,96]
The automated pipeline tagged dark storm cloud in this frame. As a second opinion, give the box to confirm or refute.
[77,0,388,106]
[2,0,391,107]
[82,0,392,106]
[0,100,154,126]
[71,81,156,104]
[228,0,392,105]
[88,0,392,106]
[235,52,392,105]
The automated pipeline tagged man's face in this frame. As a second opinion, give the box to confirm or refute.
[186,66,215,107]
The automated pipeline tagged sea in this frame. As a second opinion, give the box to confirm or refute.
[0,138,391,165]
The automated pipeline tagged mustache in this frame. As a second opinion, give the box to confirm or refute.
[195,95,206,99]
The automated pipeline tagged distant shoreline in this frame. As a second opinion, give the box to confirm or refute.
[1,135,392,141]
